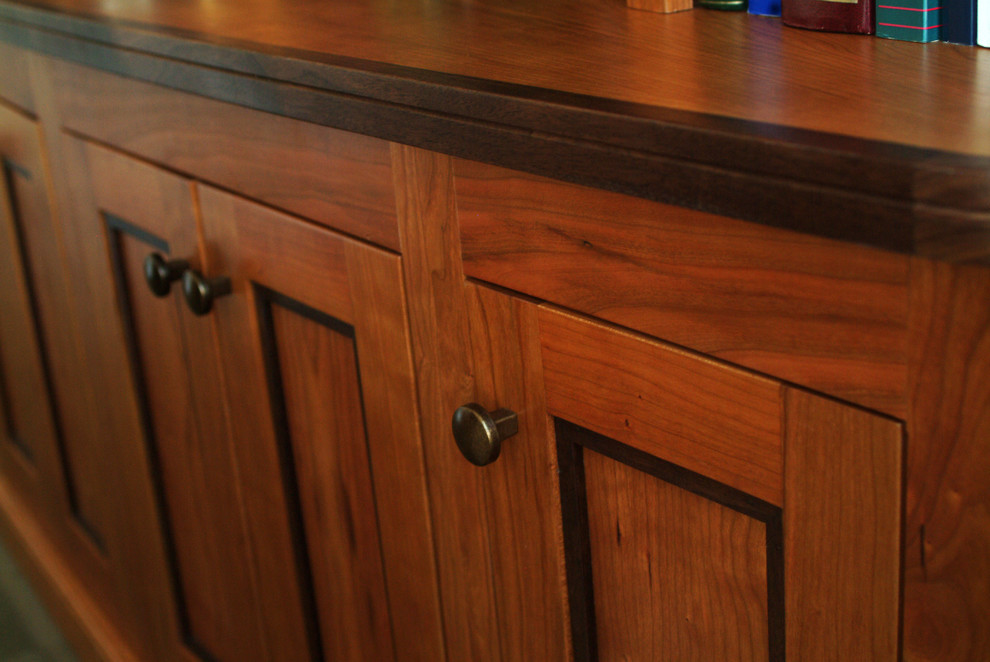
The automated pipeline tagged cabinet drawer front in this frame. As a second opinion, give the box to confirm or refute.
[455,160,910,417]
[47,59,399,250]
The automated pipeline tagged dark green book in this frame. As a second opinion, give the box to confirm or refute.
[877,0,941,42]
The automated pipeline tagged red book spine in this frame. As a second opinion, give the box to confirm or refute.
[782,0,875,33]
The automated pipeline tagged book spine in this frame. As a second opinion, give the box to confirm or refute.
[941,0,976,43]
[781,0,874,34]
[749,0,782,16]
[877,0,941,41]
[980,0,990,44]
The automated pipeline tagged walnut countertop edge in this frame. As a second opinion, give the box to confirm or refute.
[1,0,988,262]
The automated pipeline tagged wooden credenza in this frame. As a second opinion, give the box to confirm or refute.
[0,2,988,661]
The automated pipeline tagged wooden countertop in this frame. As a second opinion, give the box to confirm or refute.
[1,0,989,261]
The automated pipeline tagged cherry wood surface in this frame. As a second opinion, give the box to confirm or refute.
[583,449,770,661]
[1,0,988,159]
[48,60,399,251]
[0,0,988,260]
[904,260,990,662]
[199,183,445,662]
[394,144,571,661]
[539,306,783,505]
[783,388,902,661]
[0,103,65,513]
[459,161,909,417]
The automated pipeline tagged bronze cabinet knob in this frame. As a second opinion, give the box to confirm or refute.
[143,253,189,297]
[451,403,518,466]
[181,269,232,316]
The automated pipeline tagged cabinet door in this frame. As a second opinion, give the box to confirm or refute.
[195,184,443,662]
[538,300,902,661]
[0,104,64,512]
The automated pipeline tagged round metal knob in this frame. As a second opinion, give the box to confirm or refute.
[143,253,189,297]
[451,403,518,466]
[181,269,232,316]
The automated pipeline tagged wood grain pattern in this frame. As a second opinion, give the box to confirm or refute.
[3,0,989,160]
[270,305,394,662]
[584,448,769,661]
[343,240,446,662]
[540,306,783,505]
[458,161,910,417]
[48,59,399,250]
[86,143,267,662]
[903,260,990,662]
[4,12,988,259]
[394,143,571,662]
[392,143,498,662]
[199,183,444,661]
[29,57,184,660]
[784,388,902,662]
[462,283,571,661]
[0,43,32,113]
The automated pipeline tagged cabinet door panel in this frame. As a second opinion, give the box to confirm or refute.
[557,420,779,662]
[83,142,263,662]
[198,184,444,662]
[0,103,98,547]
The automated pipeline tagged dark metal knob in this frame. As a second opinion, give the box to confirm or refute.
[143,253,189,297]
[181,269,231,316]
[451,403,518,466]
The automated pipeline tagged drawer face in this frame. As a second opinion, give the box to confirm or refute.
[454,160,910,417]
[47,59,400,250]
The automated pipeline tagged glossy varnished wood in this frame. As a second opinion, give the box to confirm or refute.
[394,145,571,661]
[0,1,987,258]
[783,388,902,661]
[83,142,258,662]
[29,57,184,660]
[198,184,444,661]
[1,0,988,159]
[904,260,990,662]
[539,306,783,505]
[459,162,910,417]
[0,102,64,512]
[462,284,571,661]
[48,60,399,250]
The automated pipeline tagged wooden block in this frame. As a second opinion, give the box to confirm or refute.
[627,0,694,14]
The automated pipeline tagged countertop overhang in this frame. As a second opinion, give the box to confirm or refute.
[1,0,989,261]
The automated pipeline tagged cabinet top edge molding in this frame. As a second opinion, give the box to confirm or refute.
[2,0,990,262]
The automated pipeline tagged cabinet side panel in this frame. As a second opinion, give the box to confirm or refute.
[783,388,902,661]
[904,260,990,662]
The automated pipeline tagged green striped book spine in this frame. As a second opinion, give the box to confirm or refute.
[877,0,941,41]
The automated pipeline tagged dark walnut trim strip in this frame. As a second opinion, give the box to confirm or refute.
[0,6,988,261]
